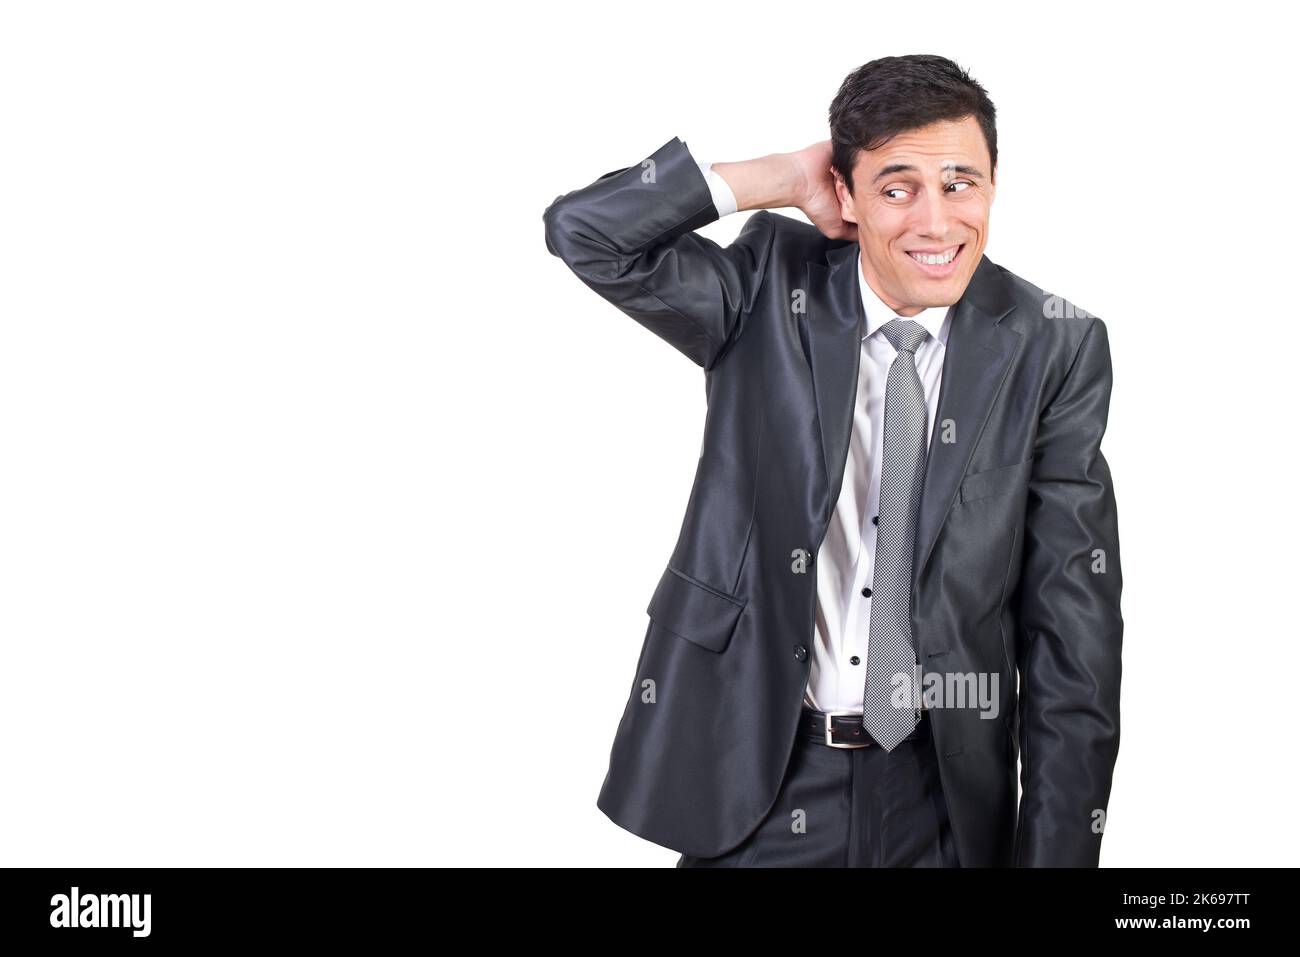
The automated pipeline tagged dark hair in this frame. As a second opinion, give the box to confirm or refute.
[829,54,997,193]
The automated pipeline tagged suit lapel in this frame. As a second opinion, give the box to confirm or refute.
[804,244,1020,582]
[912,255,1020,581]
[804,243,863,523]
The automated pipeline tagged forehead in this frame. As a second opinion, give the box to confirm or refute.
[854,117,991,176]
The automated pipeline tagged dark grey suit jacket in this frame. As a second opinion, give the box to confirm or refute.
[542,136,1123,867]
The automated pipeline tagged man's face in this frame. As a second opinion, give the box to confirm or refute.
[834,116,996,317]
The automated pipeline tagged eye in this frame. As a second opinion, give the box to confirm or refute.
[883,187,910,200]
[946,180,973,192]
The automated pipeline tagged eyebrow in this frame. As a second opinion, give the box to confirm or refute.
[871,163,985,183]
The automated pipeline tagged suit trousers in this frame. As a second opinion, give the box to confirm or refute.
[676,711,961,867]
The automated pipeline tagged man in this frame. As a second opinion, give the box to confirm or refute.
[542,54,1122,867]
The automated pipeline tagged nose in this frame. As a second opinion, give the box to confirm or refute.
[912,186,953,241]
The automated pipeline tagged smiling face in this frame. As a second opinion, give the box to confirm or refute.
[834,116,996,317]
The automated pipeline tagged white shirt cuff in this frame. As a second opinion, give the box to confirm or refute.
[696,160,739,217]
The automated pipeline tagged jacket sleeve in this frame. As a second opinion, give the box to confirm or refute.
[1013,316,1124,867]
[542,136,776,371]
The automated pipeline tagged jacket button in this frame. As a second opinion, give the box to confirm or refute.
[793,644,808,661]
[861,586,872,597]
[872,515,879,525]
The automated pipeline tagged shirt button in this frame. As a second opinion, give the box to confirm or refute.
[850,656,861,666]
[861,586,872,597]
[793,644,808,661]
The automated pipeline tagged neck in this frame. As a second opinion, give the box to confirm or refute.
[858,258,922,317]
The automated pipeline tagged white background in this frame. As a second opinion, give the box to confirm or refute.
[1,1,1296,867]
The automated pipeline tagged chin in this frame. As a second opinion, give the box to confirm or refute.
[905,282,965,308]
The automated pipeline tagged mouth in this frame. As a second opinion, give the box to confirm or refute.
[905,243,965,277]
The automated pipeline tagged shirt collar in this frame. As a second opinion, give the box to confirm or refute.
[857,249,953,346]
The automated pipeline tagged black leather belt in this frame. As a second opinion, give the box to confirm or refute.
[799,707,930,749]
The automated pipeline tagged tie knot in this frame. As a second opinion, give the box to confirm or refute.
[882,318,928,354]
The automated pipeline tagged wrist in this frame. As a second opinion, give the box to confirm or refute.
[711,152,805,212]
[783,147,814,210]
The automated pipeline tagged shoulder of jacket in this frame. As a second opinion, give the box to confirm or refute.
[743,209,847,261]
[994,260,1103,353]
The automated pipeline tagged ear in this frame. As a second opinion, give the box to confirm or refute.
[833,171,859,225]
[988,162,997,204]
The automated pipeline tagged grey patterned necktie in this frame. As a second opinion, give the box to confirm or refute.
[863,318,930,750]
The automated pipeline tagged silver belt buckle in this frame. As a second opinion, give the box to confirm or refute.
[822,710,870,749]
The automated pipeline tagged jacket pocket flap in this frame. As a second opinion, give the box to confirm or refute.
[959,456,1033,504]
[646,565,746,653]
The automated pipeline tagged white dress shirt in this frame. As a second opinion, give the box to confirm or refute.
[699,161,953,713]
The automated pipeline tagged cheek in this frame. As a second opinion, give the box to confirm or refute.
[864,236,900,266]
[962,207,991,235]
[861,212,907,254]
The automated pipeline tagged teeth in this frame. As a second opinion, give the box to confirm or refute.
[909,247,957,265]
